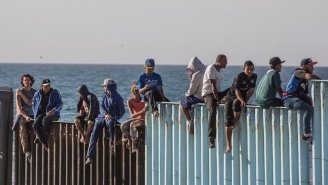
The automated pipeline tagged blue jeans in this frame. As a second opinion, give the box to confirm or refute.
[284,97,314,134]
[86,117,117,159]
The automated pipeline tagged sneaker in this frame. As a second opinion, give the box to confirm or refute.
[152,111,159,118]
[302,135,313,145]
[34,137,40,144]
[188,121,194,134]
[208,137,215,148]
[42,143,49,151]
[85,158,93,165]
[131,140,138,153]
[26,153,32,163]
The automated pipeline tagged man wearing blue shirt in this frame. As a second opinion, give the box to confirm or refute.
[137,59,169,117]
[283,58,321,144]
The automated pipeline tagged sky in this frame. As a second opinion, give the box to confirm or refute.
[0,0,328,66]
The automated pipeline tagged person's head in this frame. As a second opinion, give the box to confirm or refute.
[186,56,206,80]
[144,58,155,75]
[131,81,141,101]
[300,58,318,73]
[101,78,117,95]
[20,74,34,87]
[243,60,255,77]
[269,57,285,72]
[214,54,227,69]
[41,79,51,93]
[77,84,89,99]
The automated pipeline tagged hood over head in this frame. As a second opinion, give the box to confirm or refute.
[187,56,206,74]
[77,84,90,100]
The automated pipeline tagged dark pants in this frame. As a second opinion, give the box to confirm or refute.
[204,88,230,139]
[86,118,118,159]
[262,98,284,108]
[32,114,59,144]
[144,91,169,112]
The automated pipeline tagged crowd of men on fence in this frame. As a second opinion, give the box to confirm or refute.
[13,55,321,164]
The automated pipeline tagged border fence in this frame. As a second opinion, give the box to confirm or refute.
[0,80,327,185]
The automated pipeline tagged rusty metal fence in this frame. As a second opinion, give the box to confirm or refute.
[12,122,145,185]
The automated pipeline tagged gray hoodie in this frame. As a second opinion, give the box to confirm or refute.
[185,56,206,99]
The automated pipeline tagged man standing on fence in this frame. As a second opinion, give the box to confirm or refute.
[32,79,63,150]
[283,58,321,144]
[256,57,285,107]
[85,78,125,165]
[13,74,37,158]
[201,54,230,148]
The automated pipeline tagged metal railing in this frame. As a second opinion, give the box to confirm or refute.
[144,80,328,185]
[12,122,145,185]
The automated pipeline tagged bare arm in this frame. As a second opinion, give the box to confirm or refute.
[275,83,284,97]
[235,89,245,103]
[158,86,166,101]
[16,93,29,119]
[210,79,219,101]
[246,88,255,102]
[304,73,321,80]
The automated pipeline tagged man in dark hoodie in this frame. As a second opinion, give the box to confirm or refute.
[32,79,63,150]
[74,84,100,144]
[85,78,125,164]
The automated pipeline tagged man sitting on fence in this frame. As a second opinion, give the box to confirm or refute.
[256,57,285,107]
[137,58,169,117]
[202,54,230,148]
[180,56,206,134]
[283,58,321,144]
[13,74,37,158]
[74,84,100,144]
[121,81,146,153]
[32,79,63,151]
[85,78,125,165]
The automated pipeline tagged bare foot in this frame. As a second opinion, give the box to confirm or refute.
[225,146,232,153]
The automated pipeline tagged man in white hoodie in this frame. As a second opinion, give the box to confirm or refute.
[180,56,206,134]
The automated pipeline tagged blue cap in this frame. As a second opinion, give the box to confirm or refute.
[145,58,155,68]
[300,58,318,66]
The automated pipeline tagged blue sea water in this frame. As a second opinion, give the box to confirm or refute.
[1,63,327,122]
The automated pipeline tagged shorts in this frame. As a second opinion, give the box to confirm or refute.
[224,98,242,127]
[180,95,204,110]
[74,115,95,125]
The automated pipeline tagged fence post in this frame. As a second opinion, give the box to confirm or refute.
[0,87,13,185]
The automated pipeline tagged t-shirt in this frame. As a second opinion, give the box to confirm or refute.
[128,98,145,121]
[201,64,223,96]
[39,88,53,114]
[137,72,163,94]
[256,69,281,106]
[226,72,257,100]
[19,88,37,116]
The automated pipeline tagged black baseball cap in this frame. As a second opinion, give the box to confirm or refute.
[269,57,285,66]
[300,58,318,66]
[42,79,51,86]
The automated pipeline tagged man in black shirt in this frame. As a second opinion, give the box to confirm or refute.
[224,61,257,153]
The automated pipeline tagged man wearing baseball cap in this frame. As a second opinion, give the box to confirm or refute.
[256,57,285,107]
[137,58,169,117]
[32,79,63,150]
[283,58,321,144]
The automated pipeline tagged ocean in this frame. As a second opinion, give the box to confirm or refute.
[1,63,327,122]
